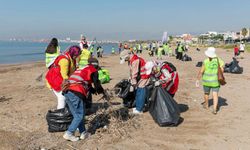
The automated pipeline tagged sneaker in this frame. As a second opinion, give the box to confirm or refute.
[80,131,90,140]
[132,108,143,115]
[63,132,79,142]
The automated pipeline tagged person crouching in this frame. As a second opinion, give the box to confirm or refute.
[145,61,179,97]
[62,58,108,142]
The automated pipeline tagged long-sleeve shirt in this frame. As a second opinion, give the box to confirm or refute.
[129,55,150,88]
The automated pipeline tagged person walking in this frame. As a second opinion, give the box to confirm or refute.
[62,58,109,142]
[234,44,239,57]
[196,47,224,114]
[176,43,184,60]
[45,38,61,68]
[120,50,150,114]
[46,45,81,109]
[239,41,245,58]
[157,45,164,60]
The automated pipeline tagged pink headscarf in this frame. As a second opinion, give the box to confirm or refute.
[67,45,81,58]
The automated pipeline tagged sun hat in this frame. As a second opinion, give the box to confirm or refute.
[205,47,217,58]
[145,61,155,75]
[119,50,131,64]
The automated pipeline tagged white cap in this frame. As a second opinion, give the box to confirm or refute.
[119,50,131,64]
[205,47,217,58]
[145,61,155,75]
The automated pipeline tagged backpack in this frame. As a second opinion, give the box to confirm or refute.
[162,61,177,73]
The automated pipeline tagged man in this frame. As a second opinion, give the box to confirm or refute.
[78,44,91,69]
[62,58,108,141]
[120,50,150,114]
[145,61,179,97]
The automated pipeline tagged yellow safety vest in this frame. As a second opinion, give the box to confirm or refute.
[78,48,91,69]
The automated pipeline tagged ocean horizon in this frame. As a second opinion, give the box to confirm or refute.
[0,41,119,64]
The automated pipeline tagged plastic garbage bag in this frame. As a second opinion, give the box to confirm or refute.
[196,61,203,67]
[114,79,135,108]
[46,106,73,132]
[182,54,192,61]
[149,86,180,126]
[98,69,111,84]
[114,79,152,111]
[224,58,243,74]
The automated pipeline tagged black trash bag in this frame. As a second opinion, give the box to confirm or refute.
[196,61,203,67]
[224,58,243,74]
[149,86,180,127]
[46,105,73,132]
[114,79,135,108]
[114,79,153,110]
[182,54,192,61]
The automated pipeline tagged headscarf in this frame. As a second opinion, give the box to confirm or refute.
[68,45,81,58]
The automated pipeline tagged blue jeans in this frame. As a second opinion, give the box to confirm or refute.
[64,91,86,134]
[135,87,146,111]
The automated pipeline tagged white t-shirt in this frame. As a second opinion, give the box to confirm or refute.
[240,44,245,51]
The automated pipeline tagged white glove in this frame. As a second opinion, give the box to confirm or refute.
[195,80,200,87]
[154,81,160,87]
[129,85,134,92]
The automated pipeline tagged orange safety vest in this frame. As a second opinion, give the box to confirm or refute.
[46,53,72,91]
[67,65,97,96]
[129,54,149,81]
[158,63,179,94]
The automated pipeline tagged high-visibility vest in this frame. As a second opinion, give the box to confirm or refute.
[45,46,60,68]
[159,63,179,94]
[177,45,183,53]
[202,58,220,87]
[129,54,149,81]
[67,65,97,96]
[78,49,91,69]
[45,53,72,91]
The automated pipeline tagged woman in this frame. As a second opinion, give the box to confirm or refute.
[45,38,61,68]
[46,45,81,109]
[145,61,179,97]
[196,47,224,114]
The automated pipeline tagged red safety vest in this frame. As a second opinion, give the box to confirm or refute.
[159,63,179,94]
[129,54,149,81]
[67,65,97,96]
[45,53,72,91]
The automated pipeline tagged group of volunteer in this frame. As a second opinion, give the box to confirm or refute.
[45,37,228,142]
[119,46,179,114]
[45,37,109,142]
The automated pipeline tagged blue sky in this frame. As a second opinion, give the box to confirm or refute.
[0,0,249,40]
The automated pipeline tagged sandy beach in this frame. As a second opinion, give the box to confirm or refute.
[0,48,250,150]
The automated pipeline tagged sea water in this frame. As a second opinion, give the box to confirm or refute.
[0,41,119,64]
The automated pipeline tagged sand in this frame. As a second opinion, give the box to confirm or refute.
[0,48,250,150]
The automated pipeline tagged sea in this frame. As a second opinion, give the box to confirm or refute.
[0,41,119,64]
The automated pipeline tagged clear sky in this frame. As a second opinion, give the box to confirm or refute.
[0,0,249,40]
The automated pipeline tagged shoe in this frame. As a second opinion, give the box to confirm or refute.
[80,131,90,140]
[63,132,79,142]
[132,108,143,115]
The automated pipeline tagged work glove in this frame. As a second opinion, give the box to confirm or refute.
[129,85,134,92]
[154,81,160,87]
[195,80,200,87]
